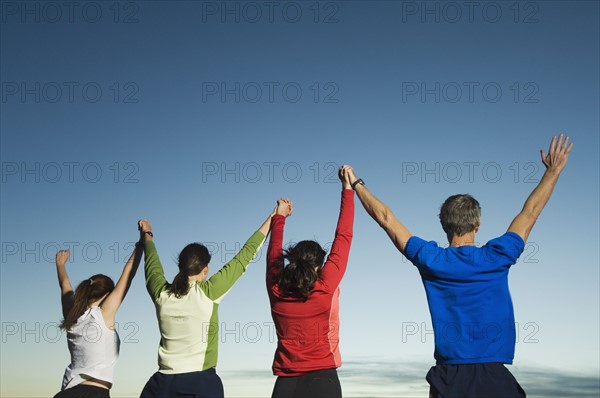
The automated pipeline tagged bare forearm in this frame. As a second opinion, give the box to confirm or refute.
[522,169,560,218]
[354,182,412,252]
[508,134,573,242]
[56,265,72,292]
[102,245,143,316]
[119,245,143,292]
[124,245,143,278]
[355,184,392,228]
[509,169,561,242]
[258,214,274,237]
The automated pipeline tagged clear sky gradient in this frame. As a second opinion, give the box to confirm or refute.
[1,1,599,397]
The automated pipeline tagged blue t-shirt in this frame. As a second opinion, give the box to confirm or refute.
[405,232,525,365]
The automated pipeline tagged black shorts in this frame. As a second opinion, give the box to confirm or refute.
[427,362,526,398]
[53,384,110,398]
[272,368,342,398]
[140,368,224,398]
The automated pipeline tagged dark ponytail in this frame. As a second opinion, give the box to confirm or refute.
[168,243,211,298]
[60,274,114,330]
[278,240,326,299]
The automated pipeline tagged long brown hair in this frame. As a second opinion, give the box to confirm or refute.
[60,274,114,330]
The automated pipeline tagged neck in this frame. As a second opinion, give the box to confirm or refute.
[449,232,476,247]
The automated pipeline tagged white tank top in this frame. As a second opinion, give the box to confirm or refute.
[61,306,120,390]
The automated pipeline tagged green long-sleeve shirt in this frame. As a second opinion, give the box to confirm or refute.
[144,230,266,373]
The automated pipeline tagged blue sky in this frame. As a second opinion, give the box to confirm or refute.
[1,1,599,397]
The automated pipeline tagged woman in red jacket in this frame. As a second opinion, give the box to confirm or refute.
[266,166,355,398]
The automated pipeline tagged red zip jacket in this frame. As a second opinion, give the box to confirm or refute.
[266,189,354,376]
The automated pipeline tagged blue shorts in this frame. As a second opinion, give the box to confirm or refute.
[140,368,224,398]
[427,362,526,398]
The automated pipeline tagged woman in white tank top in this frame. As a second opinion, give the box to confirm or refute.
[53,226,143,398]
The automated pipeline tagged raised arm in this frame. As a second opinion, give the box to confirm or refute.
[260,203,278,237]
[202,207,277,301]
[319,168,354,288]
[55,250,74,319]
[266,199,293,287]
[346,166,412,254]
[139,219,168,301]
[508,134,573,243]
[101,231,144,325]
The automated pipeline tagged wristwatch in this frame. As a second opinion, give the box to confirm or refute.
[145,231,154,237]
[351,178,365,190]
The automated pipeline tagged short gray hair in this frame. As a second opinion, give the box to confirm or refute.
[439,194,481,237]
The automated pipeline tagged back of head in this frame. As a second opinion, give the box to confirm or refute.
[61,274,115,330]
[278,240,327,299]
[439,194,481,238]
[169,243,211,298]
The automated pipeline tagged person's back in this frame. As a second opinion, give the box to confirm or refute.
[63,306,120,390]
[268,240,348,374]
[267,168,354,398]
[53,231,142,398]
[346,134,573,397]
[145,243,265,373]
[139,210,274,398]
[153,281,226,372]
[406,218,524,365]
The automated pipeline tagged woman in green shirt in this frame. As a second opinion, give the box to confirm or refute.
[138,206,275,398]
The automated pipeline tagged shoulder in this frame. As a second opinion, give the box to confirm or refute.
[485,232,525,252]
[405,236,440,256]
[483,232,525,263]
[92,306,116,330]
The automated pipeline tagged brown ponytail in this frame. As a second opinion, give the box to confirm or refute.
[278,240,326,299]
[168,243,211,298]
[60,274,114,330]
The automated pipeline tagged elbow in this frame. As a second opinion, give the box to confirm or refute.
[522,207,540,223]
[375,207,392,230]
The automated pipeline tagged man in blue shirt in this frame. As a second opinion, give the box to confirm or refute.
[346,134,573,397]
